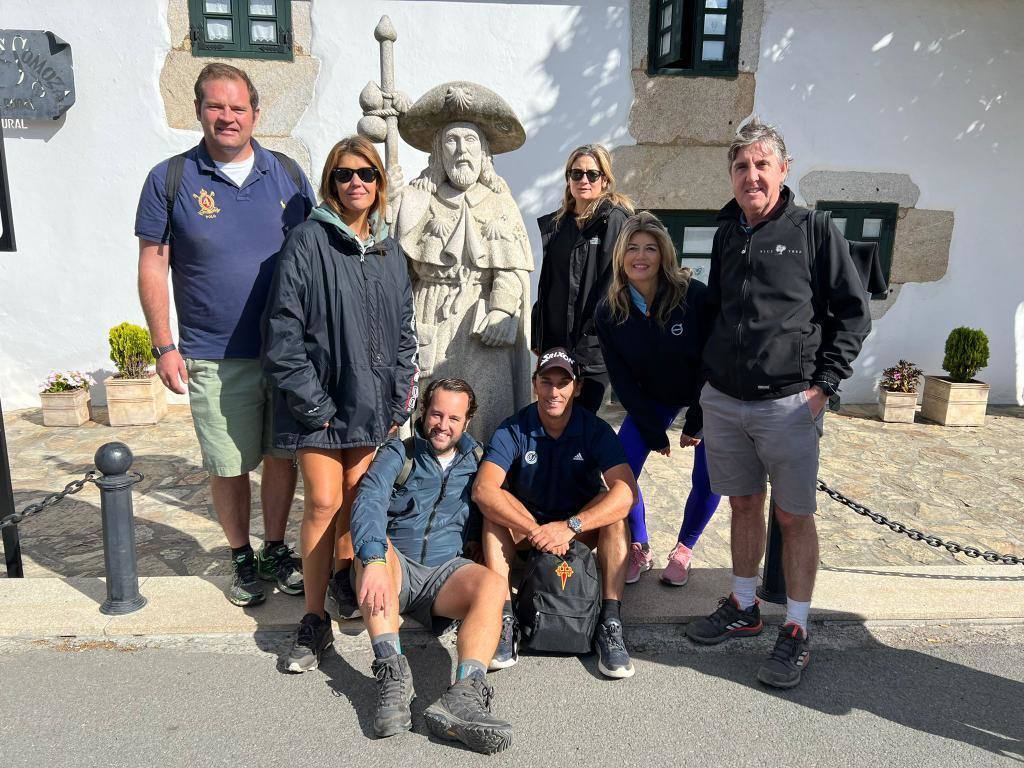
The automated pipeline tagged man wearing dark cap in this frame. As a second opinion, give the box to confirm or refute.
[473,348,638,678]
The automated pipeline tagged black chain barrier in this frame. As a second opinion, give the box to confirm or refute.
[817,479,1024,565]
[0,471,100,531]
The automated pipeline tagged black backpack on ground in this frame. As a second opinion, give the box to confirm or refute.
[514,540,601,654]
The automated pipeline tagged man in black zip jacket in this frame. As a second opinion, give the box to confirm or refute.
[685,117,870,689]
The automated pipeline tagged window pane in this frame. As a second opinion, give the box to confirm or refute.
[680,258,712,284]
[206,18,232,41]
[204,0,230,12]
[682,226,718,255]
[705,0,729,8]
[660,31,672,57]
[862,218,883,238]
[661,4,672,30]
[704,13,727,35]
[249,0,275,15]
[702,40,725,61]
[250,20,277,43]
[832,217,847,236]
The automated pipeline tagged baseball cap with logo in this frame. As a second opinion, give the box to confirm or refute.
[534,347,579,379]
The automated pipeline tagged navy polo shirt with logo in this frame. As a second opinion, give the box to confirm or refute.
[134,140,315,359]
[483,403,628,523]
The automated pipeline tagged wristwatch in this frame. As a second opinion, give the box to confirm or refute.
[151,343,176,359]
[567,516,583,535]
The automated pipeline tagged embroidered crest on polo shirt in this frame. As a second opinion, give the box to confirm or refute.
[193,189,221,219]
[524,450,538,465]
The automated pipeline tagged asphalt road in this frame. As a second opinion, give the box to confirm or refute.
[1,623,1021,767]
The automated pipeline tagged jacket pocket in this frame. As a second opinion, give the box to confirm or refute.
[753,331,804,388]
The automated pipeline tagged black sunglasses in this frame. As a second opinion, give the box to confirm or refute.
[331,166,378,184]
[568,169,604,183]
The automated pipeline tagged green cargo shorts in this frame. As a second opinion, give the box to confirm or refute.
[185,358,291,477]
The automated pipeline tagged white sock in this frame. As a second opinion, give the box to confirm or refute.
[785,598,811,631]
[732,575,758,610]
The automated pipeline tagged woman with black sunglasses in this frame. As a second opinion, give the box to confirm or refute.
[263,135,418,673]
[532,144,633,412]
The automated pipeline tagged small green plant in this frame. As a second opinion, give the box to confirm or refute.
[108,322,154,379]
[41,370,95,394]
[880,360,923,393]
[942,326,989,383]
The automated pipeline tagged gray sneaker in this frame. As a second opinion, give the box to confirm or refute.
[595,619,635,679]
[285,613,333,673]
[371,654,416,738]
[228,551,266,607]
[324,569,361,621]
[255,542,304,595]
[424,677,513,755]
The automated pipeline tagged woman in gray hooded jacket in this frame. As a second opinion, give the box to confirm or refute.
[263,136,418,671]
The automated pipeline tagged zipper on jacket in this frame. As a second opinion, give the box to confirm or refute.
[735,233,752,397]
[419,449,471,563]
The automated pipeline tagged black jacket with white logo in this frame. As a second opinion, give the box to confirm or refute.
[703,187,870,401]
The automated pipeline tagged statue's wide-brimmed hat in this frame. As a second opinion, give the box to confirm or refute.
[399,81,526,155]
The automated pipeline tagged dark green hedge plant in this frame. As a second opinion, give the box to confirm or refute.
[942,327,989,383]
[109,322,154,379]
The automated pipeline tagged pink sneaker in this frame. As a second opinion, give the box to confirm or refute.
[661,543,693,586]
[625,542,653,584]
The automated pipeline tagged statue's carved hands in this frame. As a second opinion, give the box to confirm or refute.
[387,165,405,201]
[479,309,517,347]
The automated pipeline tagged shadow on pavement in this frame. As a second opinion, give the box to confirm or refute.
[820,565,1024,582]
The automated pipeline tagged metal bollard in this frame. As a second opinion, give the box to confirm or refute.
[94,442,147,615]
[756,494,787,604]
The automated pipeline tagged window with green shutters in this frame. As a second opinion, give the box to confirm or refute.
[651,210,720,284]
[815,202,898,299]
[188,0,293,61]
[649,0,743,76]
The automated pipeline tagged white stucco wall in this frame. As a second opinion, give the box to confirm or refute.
[753,0,1023,403]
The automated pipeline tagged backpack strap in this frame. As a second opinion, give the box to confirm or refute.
[393,436,416,490]
[163,152,188,243]
[269,149,303,192]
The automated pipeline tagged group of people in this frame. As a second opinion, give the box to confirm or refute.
[134,63,871,755]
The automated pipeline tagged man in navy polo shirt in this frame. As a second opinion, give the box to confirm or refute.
[473,347,637,678]
[135,63,316,608]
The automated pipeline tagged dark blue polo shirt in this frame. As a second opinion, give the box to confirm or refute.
[134,140,315,359]
[484,403,628,523]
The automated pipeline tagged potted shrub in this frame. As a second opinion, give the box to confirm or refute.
[877,360,923,423]
[921,326,990,427]
[39,370,95,426]
[104,322,167,426]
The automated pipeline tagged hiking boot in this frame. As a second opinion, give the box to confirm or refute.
[324,569,361,621]
[488,614,519,671]
[285,612,333,673]
[371,654,416,738]
[228,550,265,607]
[424,677,513,754]
[625,542,653,584]
[661,542,693,586]
[757,622,811,689]
[595,618,635,679]
[685,594,763,645]
[255,542,304,595]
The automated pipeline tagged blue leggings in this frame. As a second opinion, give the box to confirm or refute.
[617,401,721,548]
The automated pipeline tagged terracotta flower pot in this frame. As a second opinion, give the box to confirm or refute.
[920,375,989,427]
[40,389,92,427]
[105,374,167,426]
[877,389,918,423]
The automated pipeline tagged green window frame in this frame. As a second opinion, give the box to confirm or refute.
[651,210,720,284]
[649,0,743,76]
[188,0,293,61]
[815,201,898,299]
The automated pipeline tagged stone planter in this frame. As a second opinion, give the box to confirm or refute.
[920,375,989,427]
[877,389,918,423]
[105,374,167,426]
[40,389,92,427]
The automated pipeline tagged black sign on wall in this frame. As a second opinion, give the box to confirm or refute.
[0,30,75,121]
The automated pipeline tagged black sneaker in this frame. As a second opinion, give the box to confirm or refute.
[424,677,513,755]
[757,622,811,689]
[371,654,416,738]
[255,542,304,596]
[228,550,266,607]
[285,612,333,673]
[685,594,763,645]
[324,569,361,621]
[488,614,518,671]
[595,619,635,679]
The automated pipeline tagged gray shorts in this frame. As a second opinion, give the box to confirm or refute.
[700,383,824,516]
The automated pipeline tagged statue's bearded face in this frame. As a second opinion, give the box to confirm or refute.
[441,122,484,189]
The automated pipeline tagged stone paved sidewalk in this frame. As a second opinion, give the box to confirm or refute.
[2,402,1023,579]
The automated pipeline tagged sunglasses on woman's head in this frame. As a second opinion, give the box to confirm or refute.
[568,169,603,183]
[331,167,378,184]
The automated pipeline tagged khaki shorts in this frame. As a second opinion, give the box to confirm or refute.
[186,358,291,476]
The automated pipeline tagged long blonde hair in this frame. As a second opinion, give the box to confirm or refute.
[553,144,633,227]
[319,135,388,221]
[606,211,691,327]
